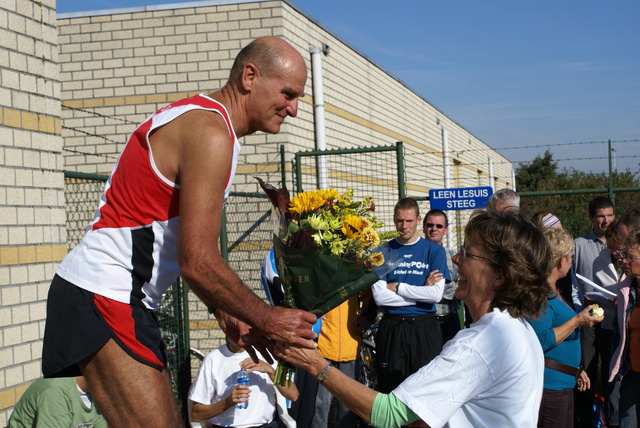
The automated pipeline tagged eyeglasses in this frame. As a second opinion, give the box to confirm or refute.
[459,244,489,261]
[425,223,445,229]
[621,252,640,262]
[610,249,625,259]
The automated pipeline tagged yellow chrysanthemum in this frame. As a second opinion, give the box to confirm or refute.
[289,191,325,214]
[341,215,366,239]
[369,252,385,266]
[317,188,340,201]
[360,226,380,247]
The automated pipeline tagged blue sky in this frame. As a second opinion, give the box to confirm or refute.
[56,0,640,175]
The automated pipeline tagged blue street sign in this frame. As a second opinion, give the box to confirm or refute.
[429,186,493,211]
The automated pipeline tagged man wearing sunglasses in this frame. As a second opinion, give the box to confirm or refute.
[424,209,462,342]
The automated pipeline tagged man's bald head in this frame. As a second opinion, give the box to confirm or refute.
[229,37,305,83]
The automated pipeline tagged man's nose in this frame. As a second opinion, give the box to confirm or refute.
[286,98,298,117]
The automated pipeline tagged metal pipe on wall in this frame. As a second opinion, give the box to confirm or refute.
[442,126,451,188]
[441,126,453,249]
[310,46,328,189]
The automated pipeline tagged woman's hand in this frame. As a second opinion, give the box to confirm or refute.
[274,342,327,376]
[576,304,605,328]
[576,370,591,392]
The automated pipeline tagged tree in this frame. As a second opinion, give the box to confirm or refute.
[515,150,558,192]
[516,152,640,238]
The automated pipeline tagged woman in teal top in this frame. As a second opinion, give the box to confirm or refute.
[528,227,604,428]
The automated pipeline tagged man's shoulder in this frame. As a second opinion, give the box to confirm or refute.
[420,238,446,256]
[575,230,596,243]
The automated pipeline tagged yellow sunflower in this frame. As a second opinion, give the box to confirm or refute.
[341,215,366,239]
[289,191,325,214]
[317,188,340,201]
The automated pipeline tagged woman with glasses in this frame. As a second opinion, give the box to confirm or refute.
[528,227,603,428]
[593,219,627,428]
[276,209,553,427]
[609,228,640,428]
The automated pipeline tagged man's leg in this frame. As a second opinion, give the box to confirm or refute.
[79,338,182,427]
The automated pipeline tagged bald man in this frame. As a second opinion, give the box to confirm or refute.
[42,37,317,426]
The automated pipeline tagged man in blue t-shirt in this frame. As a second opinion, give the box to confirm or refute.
[372,197,450,393]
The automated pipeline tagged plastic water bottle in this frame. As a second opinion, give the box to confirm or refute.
[236,369,249,409]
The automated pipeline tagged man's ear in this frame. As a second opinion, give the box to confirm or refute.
[241,63,258,92]
[493,274,505,290]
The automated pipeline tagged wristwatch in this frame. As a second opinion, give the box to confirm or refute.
[316,363,334,384]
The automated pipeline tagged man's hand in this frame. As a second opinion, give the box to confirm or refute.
[215,310,275,364]
[262,306,318,349]
[425,270,444,286]
[229,384,250,406]
[386,282,399,292]
[216,307,317,363]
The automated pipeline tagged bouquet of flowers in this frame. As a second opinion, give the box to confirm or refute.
[257,178,399,385]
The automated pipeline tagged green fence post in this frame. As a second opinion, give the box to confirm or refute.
[294,151,303,193]
[280,144,287,188]
[608,139,615,205]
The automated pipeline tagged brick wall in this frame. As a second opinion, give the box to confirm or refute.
[56,0,512,189]
[0,0,64,423]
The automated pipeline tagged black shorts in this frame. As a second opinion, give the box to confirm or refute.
[42,275,166,378]
[375,313,443,393]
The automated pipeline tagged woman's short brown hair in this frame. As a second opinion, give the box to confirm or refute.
[624,228,640,249]
[465,209,552,319]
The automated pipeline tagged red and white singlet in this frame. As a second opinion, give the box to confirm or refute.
[57,94,241,308]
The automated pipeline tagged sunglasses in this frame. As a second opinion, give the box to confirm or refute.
[425,223,445,229]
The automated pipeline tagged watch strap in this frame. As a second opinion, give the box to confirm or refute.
[316,363,333,384]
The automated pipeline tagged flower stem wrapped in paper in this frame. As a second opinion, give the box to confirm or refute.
[257,178,400,386]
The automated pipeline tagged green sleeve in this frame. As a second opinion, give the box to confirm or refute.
[370,392,420,428]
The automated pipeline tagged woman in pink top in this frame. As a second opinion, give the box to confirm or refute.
[609,229,640,428]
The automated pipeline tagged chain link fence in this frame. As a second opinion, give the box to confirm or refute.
[293,143,406,236]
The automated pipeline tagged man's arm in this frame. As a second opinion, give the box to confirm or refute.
[388,246,449,303]
[372,279,417,307]
[153,110,316,352]
[395,279,445,303]
[190,386,247,422]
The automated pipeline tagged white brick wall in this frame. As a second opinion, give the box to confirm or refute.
[0,0,63,422]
